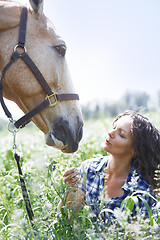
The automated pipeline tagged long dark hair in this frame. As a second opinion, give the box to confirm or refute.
[114,110,160,190]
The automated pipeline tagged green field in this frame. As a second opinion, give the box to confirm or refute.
[0,114,159,239]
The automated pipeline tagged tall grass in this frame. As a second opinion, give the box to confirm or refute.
[0,116,159,239]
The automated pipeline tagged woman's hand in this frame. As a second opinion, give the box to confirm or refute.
[57,167,85,215]
[63,168,80,188]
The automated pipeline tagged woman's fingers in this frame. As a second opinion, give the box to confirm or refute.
[63,168,80,186]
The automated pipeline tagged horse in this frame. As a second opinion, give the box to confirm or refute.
[0,0,83,153]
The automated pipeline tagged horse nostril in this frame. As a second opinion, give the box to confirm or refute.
[51,119,83,153]
[53,123,67,145]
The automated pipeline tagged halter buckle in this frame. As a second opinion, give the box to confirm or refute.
[45,92,59,107]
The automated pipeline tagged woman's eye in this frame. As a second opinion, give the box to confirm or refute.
[55,45,67,57]
[119,132,125,138]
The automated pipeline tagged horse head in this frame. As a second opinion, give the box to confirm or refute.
[0,0,83,153]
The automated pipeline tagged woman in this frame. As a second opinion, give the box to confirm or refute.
[57,110,160,222]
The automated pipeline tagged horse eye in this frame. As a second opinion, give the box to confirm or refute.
[55,45,67,57]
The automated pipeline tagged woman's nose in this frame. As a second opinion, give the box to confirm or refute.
[108,130,114,138]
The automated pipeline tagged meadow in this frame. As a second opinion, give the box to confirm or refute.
[0,113,159,239]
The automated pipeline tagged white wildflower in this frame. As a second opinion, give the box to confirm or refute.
[128,170,139,191]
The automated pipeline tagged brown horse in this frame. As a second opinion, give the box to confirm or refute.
[0,0,83,153]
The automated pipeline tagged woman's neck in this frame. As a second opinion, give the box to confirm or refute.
[107,155,132,178]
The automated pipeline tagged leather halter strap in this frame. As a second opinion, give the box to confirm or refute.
[0,7,79,129]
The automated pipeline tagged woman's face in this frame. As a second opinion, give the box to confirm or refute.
[103,115,134,159]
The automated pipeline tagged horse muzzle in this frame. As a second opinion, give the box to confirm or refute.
[45,117,83,153]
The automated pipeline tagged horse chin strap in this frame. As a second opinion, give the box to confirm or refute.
[0,6,79,129]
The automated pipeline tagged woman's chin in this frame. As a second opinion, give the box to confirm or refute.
[102,144,108,153]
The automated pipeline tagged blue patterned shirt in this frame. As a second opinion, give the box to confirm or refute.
[79,156,157,222]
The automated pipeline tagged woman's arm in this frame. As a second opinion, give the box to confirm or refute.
[57,168,85,214]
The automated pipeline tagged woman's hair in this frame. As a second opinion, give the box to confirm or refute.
[114,110,160,190]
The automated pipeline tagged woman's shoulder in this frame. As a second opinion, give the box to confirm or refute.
[80,155,109,173]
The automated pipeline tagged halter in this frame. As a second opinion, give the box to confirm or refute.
[0,7,79,128]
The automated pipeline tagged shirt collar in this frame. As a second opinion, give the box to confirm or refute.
[93,157,150,193]
[95,156,109,172]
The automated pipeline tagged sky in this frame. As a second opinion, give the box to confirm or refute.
[1,0,160,119]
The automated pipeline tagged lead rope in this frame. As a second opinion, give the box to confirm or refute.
[8,121,37,235]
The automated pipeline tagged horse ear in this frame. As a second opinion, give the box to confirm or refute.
[29,0,44,15]
[0,2,21,31]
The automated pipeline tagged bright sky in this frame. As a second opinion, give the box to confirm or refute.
[0,0,160,119]
[44,0,160,103]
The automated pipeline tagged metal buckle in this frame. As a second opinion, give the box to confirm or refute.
[45,92,59,107]
[14,44,27,56]
[8,119,19,133]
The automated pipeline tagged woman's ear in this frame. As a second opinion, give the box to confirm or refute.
[0,1,21,31]
[29,0,44,15]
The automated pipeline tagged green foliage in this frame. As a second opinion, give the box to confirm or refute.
[0,117,159,239]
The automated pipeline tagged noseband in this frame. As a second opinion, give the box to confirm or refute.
[0,7,79,129]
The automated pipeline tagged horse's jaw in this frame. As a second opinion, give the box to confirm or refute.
[44,117,83,153]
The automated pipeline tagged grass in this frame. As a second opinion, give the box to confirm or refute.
[0,116,159,239]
